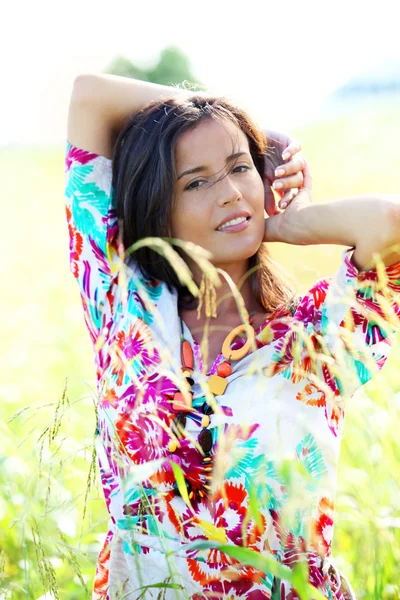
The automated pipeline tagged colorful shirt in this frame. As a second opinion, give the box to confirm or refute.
[64,141,400,600]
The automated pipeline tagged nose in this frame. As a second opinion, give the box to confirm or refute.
[216,172,243,207]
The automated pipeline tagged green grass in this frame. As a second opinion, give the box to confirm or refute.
[1,104,400,598]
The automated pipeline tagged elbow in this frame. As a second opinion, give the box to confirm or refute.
[386,198,400,248]
[352,198,400,270]
[72,74,98,103]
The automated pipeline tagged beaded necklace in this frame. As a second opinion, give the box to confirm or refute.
[167,312,255,501]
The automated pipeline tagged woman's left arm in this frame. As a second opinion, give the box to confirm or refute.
[264,160,400,271]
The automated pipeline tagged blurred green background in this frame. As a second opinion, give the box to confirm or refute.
[1,47,400,600]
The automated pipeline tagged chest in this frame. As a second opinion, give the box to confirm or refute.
[180,310,270,374]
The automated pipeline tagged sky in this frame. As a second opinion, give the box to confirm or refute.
[2,0,399,147]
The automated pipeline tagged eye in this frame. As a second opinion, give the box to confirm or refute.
[184,165,251,192]
[185,179,207,191]
[233,165,250,173]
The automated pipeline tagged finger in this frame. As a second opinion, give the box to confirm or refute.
[272,171,304,193]
[282,139,302,161]
[274,156,305,178]
[278,189,298,209]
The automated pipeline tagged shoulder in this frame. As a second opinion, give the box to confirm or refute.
[65,140,112,171]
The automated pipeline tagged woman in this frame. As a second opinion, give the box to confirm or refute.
[65,74,400,600]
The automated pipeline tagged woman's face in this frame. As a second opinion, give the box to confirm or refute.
[172,117,265,270]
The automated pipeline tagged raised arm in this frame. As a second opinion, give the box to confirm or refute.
[264,161,400,271]
[67,74,192,159]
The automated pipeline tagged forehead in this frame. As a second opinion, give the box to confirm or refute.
[175,117,249,167]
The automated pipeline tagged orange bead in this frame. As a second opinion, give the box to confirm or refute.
[208,374,228,396]
[172,391,192,412]
[181,340,194,370]
[216,361,232,378]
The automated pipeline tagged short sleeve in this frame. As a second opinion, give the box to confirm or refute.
[64,141,120,351]
[308,247,400,397]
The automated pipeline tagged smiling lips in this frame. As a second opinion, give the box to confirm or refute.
[216,211,251,232]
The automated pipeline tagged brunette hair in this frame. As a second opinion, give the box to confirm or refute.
[111,93,297,313]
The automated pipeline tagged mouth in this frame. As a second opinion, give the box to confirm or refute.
[216,215,251,233]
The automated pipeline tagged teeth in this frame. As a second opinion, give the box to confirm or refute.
[217,216,248,231]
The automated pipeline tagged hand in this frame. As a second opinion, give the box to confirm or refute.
[263,130,306,217]
[277,157,313,214]
[263,157,313,244]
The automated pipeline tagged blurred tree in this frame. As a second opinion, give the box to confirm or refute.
[104,55,149,81]
[104,45,205,90]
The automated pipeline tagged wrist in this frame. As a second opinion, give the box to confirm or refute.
[263,214,285,243]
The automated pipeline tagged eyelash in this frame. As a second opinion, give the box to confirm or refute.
[184,165,251,191]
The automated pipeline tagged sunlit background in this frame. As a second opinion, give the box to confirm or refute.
[1,0,400,598]
[2,0,400,146]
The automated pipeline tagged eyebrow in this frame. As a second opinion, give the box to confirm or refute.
[177,151,250,180]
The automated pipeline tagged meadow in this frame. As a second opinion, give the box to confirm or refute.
[1,101,400,599]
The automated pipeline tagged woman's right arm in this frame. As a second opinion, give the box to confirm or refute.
[65,75,191,356]
[68,74,192,159]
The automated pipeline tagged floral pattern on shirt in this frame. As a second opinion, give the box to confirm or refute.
[64,141,400,600]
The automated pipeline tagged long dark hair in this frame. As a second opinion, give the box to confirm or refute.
[111,94,297,313]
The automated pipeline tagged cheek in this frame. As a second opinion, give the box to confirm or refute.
[171,199,210,241]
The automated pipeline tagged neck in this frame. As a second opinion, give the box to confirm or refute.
[192,260,259,318]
